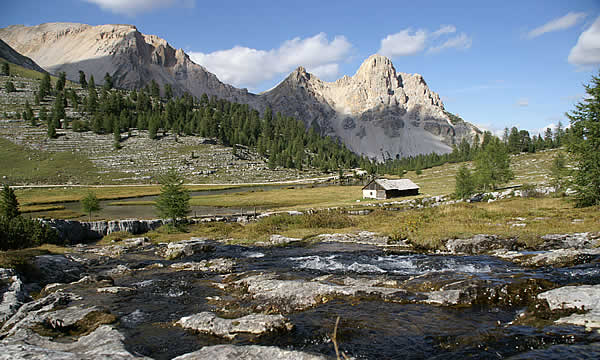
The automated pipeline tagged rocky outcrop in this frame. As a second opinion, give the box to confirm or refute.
[0,269,28,323]
[176,312,293,339]
[0,23,259,107]
[264,56,480,159]
[445,234,519,255]
[43,219,164,243]
[33,255,85,285]
[157,238,216,259]
[0,38,46,73]
[172,345,327,360]
[0,23,480,159]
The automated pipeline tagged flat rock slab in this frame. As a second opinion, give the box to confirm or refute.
[228,272,408,312]
[0,325,150,360]
[172,344,327,360]
[538,284,600,332]
[176,312,293,339]
[494,248,600,267]
[170,258,235,273]
[0,268,27,323]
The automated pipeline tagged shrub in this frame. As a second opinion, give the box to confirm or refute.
[0,216,61,250]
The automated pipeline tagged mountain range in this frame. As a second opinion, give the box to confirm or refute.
[0,22,480,160]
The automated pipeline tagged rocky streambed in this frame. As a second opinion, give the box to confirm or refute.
[1,233,599,359]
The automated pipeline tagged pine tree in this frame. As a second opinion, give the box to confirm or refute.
[0,184,20,220]
[155,169,190,227]
[566,72,600,207]
[455,164,475,199]
[79,70,87,88]
[55,72,66,92]
[474,138,513,191]
[39,72,51,99]
[80,192,101,221]
[47,120,56,138]
[103,72,113,91]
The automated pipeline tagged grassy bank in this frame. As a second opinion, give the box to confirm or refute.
[143,196,600,249]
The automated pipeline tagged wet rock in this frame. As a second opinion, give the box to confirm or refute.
[226,272,408,312]
[445,234,518,255]
[496,248,600,267]
[33,255,85,285]
[176,312,293,339]
[0,268,28,323]
[157,238,216,260]
[170,258,235,273]
[0,325,150,359]
[316,231,393,247]
[97,286,135,295]
[538,285,600,332]
[172,344,326,360]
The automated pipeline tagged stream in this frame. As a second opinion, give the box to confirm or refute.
[49,241,600,359]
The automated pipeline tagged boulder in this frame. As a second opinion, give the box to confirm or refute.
[445,234,518,255]
[157,238,216,260]
[176,312,293,339]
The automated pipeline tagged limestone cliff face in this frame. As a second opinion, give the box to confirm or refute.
[0,23,260,107]
[264,55,480,159]
[0,23,479,160]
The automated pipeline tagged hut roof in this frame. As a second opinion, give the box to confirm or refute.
[362,178,420,190]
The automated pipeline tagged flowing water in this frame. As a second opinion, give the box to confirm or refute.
[62,241,600,359]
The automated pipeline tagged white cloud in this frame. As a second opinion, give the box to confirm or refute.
[516,98,529,107]
[427,33,472,54]
[378,29,427,57]
[527,12,587,38]
[82,0,194,15]
[432,25,456,38]
[379,25,471,57]
[189,33,352,89]
[568,16,600,65]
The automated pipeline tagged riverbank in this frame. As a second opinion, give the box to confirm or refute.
[0,229,598,359]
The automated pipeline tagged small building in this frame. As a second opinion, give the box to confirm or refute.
[362,178,420,200]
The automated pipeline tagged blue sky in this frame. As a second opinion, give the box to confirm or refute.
[2,0,600,135]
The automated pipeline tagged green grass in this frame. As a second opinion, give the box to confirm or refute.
[143,196,600,249]
[0,137,120,185]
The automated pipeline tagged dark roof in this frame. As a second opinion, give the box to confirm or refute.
[362,178,420,191]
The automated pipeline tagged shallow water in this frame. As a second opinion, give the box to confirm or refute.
[70,242,600,359]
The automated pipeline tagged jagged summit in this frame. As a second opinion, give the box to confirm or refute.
[0,22,479,160]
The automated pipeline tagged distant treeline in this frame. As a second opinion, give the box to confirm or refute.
[372,124,567,176]
[34,71,567,174]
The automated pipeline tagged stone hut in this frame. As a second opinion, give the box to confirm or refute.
[362,178,419,200]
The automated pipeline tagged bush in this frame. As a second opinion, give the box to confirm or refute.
[0,216,61,250]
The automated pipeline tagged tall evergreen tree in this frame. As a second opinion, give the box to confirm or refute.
[566,72,600,207]
[155,169,190,227]
[0,184,20,220]
[455,164,475,199]
[79,70,87,88]
[474,138,513,191]
[39,72,51,99]
[1,62,9,76]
